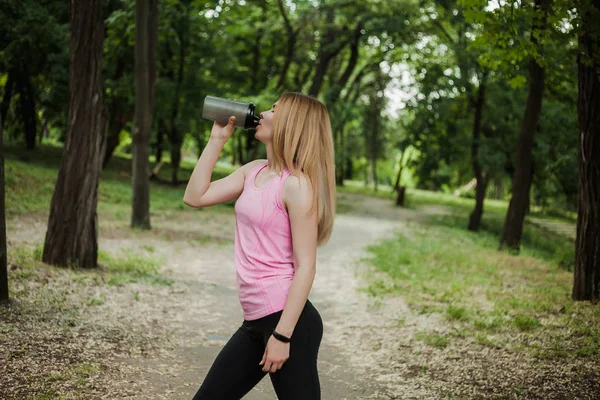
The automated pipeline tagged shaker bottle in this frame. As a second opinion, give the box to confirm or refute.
[201,95,260,130]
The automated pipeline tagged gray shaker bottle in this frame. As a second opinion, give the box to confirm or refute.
[201,95,260,130]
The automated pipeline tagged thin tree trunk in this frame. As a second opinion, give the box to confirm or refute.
[155,126,164,163]
[170,135,182,184]
[394,149,408,206]
[499,0,549,251]
[16,67,37,150]
[102,51,130,169]
[102,127,121,169]
[469,75,487,232]
[393,149,409,192]
[276,0,297,90]
[167,17,186,184]
[43,0,106,268]
[131,0,152,229]
[0,114,8,302]
[370,158,378,192]
[148,0,157,108]
[573,0,600,303]
[308,8,345,97]
[102,102,126,169]
[327,23,362,105]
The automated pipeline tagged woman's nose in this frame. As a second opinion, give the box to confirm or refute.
[259,112,264,119]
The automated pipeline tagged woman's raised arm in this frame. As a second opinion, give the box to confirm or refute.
[183,116,262,208]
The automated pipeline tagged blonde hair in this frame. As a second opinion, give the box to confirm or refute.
[271,92,336,246]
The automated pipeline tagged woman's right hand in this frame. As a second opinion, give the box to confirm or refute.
[210,116,236,141]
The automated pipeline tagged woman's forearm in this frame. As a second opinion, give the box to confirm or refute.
[275,263,316,338]
[183,137,226,203]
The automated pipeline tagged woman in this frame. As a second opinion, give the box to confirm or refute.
[183,92,336,400]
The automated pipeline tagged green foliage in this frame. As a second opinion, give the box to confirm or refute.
[1,0,582,215]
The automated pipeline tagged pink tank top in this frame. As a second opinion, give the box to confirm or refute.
[234,161,294,321]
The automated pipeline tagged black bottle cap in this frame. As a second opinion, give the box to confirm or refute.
[244,103,260,130]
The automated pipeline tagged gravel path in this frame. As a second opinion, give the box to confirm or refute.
[6,192,596,400]
[98,193,438,399]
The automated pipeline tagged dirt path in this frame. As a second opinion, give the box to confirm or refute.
[91,192,438,399]
[7,193,594,399]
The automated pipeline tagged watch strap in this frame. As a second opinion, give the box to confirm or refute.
[272,329,291,343]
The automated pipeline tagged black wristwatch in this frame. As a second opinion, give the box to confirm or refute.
[272,329,291,343]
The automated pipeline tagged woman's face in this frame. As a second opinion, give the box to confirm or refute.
[255,101,277,143]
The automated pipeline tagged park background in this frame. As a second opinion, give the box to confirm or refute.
[0,0,599,399]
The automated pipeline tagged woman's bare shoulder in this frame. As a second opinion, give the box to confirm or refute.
[240,159,268,178]
[282,171,313,207]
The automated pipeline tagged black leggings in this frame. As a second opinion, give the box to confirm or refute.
[192,299,323,400]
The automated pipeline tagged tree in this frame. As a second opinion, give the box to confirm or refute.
[499,0,552,251]
[572,0,600,303]
[0,114,8,302]
[131,0,157,229]
[42,0,106,268]
[0,0,69,149]
[468,71,488,231]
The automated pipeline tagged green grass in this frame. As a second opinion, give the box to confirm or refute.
[98,248,172,286]
[362,220,599,360]
[415,331,451,348]
[4,143,237,218]
[5,143,595,363]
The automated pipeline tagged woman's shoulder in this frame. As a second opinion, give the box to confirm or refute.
[240,159,268,179]
[281,171,313,206]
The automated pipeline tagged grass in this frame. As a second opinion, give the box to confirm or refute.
[7,243,171,288]
[5,143,596,366]
[362,217,598,359]
[4,143,237,219]
[415,331,451,349]
[98,248,172,286]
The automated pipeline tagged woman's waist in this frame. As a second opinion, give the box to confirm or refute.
[235,251,294,270]
[235,261,295,279]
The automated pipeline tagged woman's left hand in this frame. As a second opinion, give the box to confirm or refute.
[259,335,290,373]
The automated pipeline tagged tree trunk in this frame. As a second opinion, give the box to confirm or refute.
[393,149,408,192]
[572,0,600,303]
[43,0,106,268]
[0,114,8,302]
[102,101,126,169]
[395,186,406,207]
[468,75,487,232]
[16,67,37,150]
[165,15,186,184]
[370,158,378,192]
[499,0,549,251]
[276,0,296,90]
[170,136,182,184]
[131,0,155,230]
[148,0,157,107]
[308,8,344,97]
[102,129,121,169]
[155,126,164,163]
[102,50,131,169]
[394,149,408,207]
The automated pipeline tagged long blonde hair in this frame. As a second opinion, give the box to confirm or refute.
[271,92,336,246]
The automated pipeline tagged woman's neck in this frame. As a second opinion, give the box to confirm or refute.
[265,142,274,169]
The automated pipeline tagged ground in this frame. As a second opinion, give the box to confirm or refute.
[1,191,598,400]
